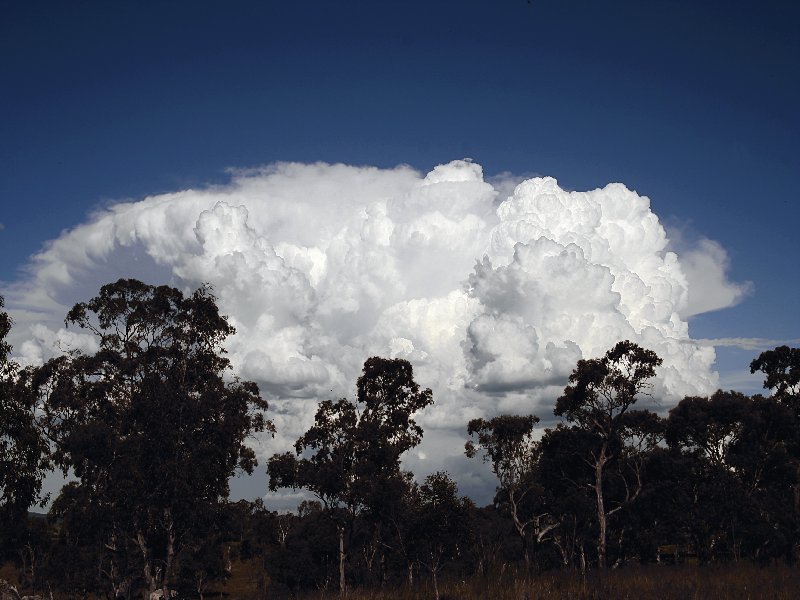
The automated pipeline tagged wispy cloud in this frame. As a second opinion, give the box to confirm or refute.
[696,337,800,351]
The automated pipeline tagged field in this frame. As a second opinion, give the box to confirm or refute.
[4,561,799,599]
[214,562,800,600]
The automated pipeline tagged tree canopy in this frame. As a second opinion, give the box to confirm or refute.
[0,295,49,558]
[268,356,432,594]
[554,340,662,568]
[30,279,272,599]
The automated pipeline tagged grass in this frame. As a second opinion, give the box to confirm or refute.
[252,564,800,600]
[4,561,798,599]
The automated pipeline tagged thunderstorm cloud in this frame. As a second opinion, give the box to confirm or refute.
[5,160,747,501]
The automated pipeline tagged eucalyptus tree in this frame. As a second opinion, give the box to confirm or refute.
[406,471,472,600]
[750,346,800,403]
[268,356,432,596]
[0,295,49,560]
[554,340,662,568]
[750,345,800,558]
[32,279,272,599]
[465,414,557,566]
[668,389,798,561]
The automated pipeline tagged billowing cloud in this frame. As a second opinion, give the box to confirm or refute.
[4,159,746,502]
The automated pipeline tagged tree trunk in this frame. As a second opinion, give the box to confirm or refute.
[594,445,608,569]
[407,561,414,588]
[137,508,176,600]
[510,492,531,568]
[338,525,346,597]
[162,523,175,600]
[136,532,155,600]
[521,533,530,568]
[429,549,442,600]
[579,542,586,574]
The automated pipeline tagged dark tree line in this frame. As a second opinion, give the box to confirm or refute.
[1,281,273,599]
[1,279,800,599]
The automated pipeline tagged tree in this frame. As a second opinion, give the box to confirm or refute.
[0,294,49,561]
[537,425,599,570]
[749,345,800,556]
[667,390,799,562]
[666,391,751,469]
[405,472,472,600]
[606,409,664,565]
[268,357,432,596]
[32,279,272,599]
[730,395,798,561]
[465,414,557,566]
[750,346,800,403]
[554,340,662,568]
[175,504,232,600]
[45,481,135,598]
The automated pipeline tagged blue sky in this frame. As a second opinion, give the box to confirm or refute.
[3,0,796,322]
[1,1,798,503]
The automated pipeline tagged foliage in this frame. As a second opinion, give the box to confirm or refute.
[554,340,663,568]
[268,356,433,594]
[405,472,473,600]
[555,340,662,432]
[750,345,800,402]
[30,279,272,598]
[0,295,49,561]
[466,414,556,565]
[666,390,799,562]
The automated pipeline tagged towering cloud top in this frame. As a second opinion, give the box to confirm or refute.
[7,160,747,483]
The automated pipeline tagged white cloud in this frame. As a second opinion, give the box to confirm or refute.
[3,159,750,504]
[665,226,753,318]
[679,239,752,317]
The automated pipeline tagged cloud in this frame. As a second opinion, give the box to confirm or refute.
[3,159,748,503]
[665,226,753,318]
[696,337,800,351]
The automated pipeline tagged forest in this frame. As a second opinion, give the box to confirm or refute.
[1,279,799,600]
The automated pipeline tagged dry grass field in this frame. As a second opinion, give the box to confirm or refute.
[212,562,800,600]
[4,561,798,599]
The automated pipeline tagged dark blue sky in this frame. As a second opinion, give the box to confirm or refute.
[1,0,798,344]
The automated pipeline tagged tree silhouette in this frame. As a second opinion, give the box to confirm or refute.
[750,346,800,403]
[0,295,49,561]
[268,357,432,596]
[32,279,272,599]
[750,345,800,557]
[465,414,557,566]
[554,340,662,568]
[406,471,472,600]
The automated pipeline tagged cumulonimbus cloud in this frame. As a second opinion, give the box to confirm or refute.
[4,159,746,501]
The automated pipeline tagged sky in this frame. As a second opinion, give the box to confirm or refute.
[1,0,798,508]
